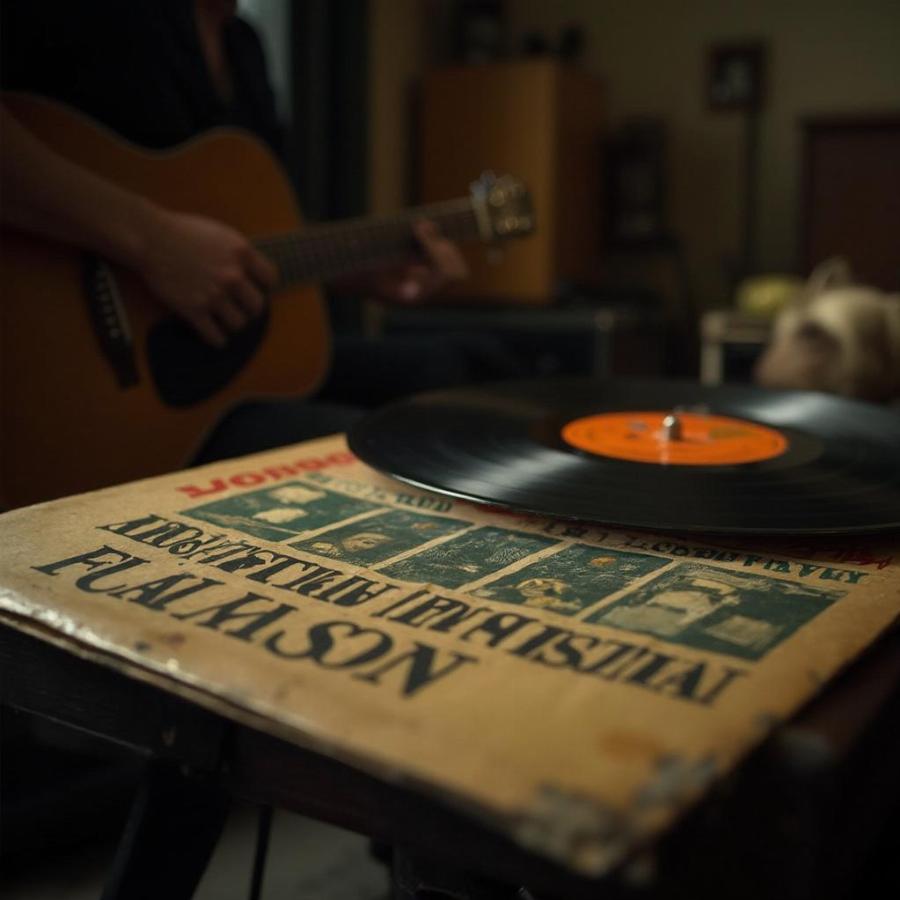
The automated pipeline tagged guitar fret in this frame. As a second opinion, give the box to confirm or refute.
[256,200,481,287]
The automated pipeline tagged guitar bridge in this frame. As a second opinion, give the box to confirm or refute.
[84,256,139,388]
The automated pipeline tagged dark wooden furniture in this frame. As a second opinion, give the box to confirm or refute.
[420,60,605,304]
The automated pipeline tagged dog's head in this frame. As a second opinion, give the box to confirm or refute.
[754,259,900,402]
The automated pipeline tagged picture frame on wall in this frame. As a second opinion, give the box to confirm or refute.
[708,42,766,111]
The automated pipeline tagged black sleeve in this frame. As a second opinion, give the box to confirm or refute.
[226,16,286,159]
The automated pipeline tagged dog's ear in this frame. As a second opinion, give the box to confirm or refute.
[806,257,853,296]
[837,291,900,401]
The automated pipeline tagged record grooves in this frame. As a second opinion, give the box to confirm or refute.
[348,378,900,535]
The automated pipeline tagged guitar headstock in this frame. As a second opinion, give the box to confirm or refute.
[469,172,535,242]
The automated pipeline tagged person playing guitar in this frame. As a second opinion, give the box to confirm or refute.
[0,0,474,489]
[0,4,532,892]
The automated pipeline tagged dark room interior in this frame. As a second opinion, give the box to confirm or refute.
[1,2,899,899]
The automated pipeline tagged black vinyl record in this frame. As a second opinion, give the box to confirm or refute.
[347,377,900,535]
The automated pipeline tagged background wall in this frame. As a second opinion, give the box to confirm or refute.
[246,1,899,306]
[367,0,428,214]
[240,0,426,217]
[505,0,900,305]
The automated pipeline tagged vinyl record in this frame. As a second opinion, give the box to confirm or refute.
[347,377,900,535]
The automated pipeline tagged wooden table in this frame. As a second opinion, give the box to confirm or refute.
[2,620,898,900]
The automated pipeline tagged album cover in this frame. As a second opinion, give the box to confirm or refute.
[1,433,898,875]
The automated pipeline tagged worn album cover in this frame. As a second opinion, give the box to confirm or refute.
[1,434,898,875]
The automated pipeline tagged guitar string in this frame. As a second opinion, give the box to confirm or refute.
[254,199,476,255]
[257,207,478,272]
[255,197,474,245]
[264,224,477,285]
[254,201,480,287]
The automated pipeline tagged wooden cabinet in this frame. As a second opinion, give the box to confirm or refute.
[420,60,605,303]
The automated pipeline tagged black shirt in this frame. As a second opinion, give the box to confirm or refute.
[0,0,283,154]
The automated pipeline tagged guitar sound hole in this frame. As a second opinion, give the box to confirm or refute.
[146,310,270,408]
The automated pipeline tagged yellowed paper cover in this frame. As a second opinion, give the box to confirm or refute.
[1,434,898,874]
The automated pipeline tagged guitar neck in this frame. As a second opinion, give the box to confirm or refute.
[255,198,481,287]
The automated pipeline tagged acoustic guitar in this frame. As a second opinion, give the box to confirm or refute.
[0,94,534,509]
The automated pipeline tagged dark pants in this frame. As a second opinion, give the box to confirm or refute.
[192,397,363,464]
[193,333,522,464]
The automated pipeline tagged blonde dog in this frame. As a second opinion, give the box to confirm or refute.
[754,259,900,403]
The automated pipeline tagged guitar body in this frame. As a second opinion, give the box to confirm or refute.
[1,94,330,509]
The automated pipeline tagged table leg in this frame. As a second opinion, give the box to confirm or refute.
[100,760,230,900]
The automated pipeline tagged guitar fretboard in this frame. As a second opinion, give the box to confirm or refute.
[255,199,480,287]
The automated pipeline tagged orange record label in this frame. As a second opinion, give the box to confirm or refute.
[561,411,789,466]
